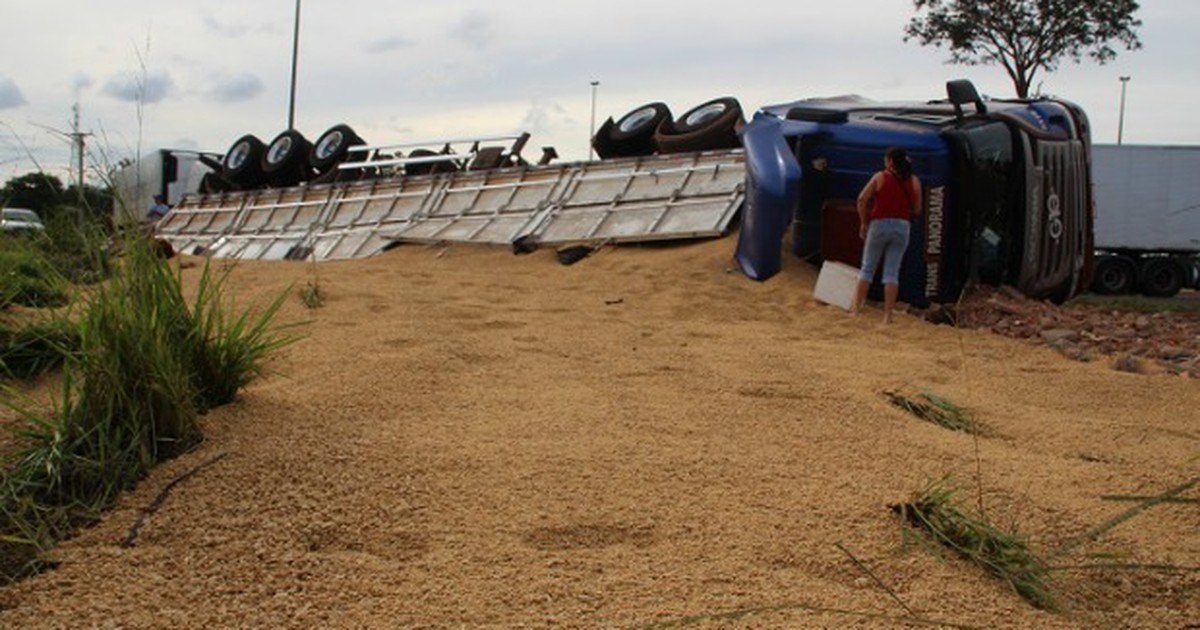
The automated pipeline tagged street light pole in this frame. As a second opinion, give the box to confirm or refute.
[589,80,599,161]
[1117,76,1130,145]
[288,0,302,130]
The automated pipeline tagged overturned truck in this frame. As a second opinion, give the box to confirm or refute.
[736,79,1093,307]
[154,79,1094,305]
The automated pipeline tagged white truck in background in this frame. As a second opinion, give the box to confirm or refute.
[109,149,221,224]
[1090,144,1200,297]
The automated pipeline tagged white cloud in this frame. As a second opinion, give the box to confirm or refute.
[0,0,1187,178]
[448,11,496,49]
[520,99,573,138]
[202,15,252,38]
[101,69,175,104]
[0,77,27,109]
[207,73,265,103]
[364,35,414,54]
[72,73,94,95]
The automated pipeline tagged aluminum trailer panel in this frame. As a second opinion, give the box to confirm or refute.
[159,151,745,260]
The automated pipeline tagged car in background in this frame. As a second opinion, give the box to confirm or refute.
[1,207,45,233]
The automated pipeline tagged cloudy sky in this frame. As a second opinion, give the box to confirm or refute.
[1,1,1196,186]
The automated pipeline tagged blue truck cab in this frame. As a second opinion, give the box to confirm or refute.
[735,80,1093,306]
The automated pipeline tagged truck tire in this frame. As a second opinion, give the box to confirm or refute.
[1139,258,1185,298]
[405,148,459,176]
[655,97,745,154]
[1092,255,1138,295]
[310,124,366,173]
[222,134,267,189]
[592,103,673,159]
[198,172,231,195]
[1185,258,1200,289]
[262,129,314,187]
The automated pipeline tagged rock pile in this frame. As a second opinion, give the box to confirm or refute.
[920,287,1200,378]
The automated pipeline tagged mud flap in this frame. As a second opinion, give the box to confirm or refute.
[734,116,808,280]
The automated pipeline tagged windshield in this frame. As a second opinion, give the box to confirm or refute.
[944,122,1018,286]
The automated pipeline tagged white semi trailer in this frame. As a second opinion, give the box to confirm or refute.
[109,149,221,224]
[1091,144,1200,297]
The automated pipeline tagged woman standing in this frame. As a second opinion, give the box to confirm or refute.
[851,147,922,323]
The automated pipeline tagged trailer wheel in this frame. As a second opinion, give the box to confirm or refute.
[673,98,736,134]
[654,97,744,154]
[1139,258,1185,298]
[405,148,459,176]
[1184,258,1200,289]
[310,124,366,173]
[593,103,673,159]
[262,129,314,187]
[198,172,231,195]
[222,134,267,188]
[1092,255,1138,295]
[615,103,672,140]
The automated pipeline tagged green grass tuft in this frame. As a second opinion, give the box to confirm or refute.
[0,237,301,582]
[891,479,1056,610]
[0,239,70,309]
[299,281,323,309]
[37,210,112,285]
[884,389,982,434]
[0,317,79,379]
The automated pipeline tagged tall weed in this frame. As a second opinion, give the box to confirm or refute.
[181,256,299,410]
[0,239,69,308]
[38,209,112,284]
[0,317,79,379]
[0,237,300,581]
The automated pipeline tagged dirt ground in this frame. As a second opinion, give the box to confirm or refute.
[1,237,1197,629]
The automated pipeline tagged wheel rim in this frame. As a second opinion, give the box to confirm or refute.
[315,131,344,160]
[267,137,294,165]
[1149,267,1174,291]
[226,142,251,170]
[684,103,727,128]
[1100,267,1124,288]
[618,107,658,134]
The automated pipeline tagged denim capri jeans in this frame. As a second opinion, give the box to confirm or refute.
[859,218,911,286]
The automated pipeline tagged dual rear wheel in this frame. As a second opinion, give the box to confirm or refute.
[1092,254,1192,298]
[217,124,368,191]
[592,97,745,159]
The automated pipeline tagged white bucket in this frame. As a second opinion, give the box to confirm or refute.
[813,260,860,310]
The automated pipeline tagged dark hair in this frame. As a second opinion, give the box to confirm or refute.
[885,147,913,181]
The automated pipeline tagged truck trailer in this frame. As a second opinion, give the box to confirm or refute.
[149,79,1095,306]
[1089,144,1200,298]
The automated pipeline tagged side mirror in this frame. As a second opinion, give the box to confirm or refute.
[946,79,987,119]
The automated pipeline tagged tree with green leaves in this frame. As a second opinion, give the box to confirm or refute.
[1,173,65,215]
[1,173,111,223]
[905,0,1142,98]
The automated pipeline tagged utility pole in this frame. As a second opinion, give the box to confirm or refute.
[288,0,302,130]
[34,104,92,202]
[589,80,599,160]
[1117,76,1130,145]
[69,103,91,201]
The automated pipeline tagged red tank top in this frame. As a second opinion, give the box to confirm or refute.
[872,171,915,221]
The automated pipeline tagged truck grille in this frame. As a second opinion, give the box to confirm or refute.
[1020,140,1088,298]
